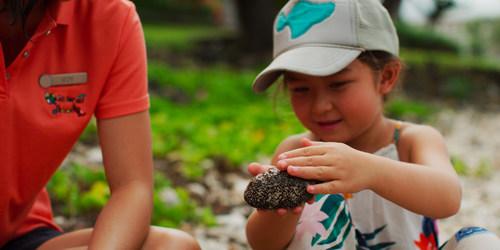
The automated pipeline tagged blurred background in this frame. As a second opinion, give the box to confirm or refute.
[48,0,500,249]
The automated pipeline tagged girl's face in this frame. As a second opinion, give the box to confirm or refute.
[285,59,386,143]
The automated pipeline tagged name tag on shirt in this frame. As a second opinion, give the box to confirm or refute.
[39,72,88,88]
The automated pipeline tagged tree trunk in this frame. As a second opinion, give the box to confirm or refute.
[382,0,402,21]
[235,0,278,53]
[428,0,455,26]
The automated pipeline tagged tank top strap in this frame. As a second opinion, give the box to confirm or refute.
[393,121,403,144]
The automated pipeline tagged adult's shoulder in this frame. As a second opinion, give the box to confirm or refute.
[73,0,137,13]
[63,0,144,57]
[70,0,140,26]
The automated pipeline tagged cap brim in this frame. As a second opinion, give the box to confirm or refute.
[252,46,363,92]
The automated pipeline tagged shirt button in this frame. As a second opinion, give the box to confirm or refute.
[46,29,52,36]
[23,51,30,58]
[6,72,11,80]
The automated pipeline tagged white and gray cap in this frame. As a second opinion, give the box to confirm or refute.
[252,0,399,92]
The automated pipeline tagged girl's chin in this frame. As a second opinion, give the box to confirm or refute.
[311,131,349,143]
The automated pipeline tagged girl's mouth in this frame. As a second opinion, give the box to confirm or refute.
[317,119,342,129]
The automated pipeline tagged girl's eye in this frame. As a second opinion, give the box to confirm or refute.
[291,87,309,93]
[329,81,350,89]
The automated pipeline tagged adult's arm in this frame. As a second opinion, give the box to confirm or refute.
[88,111,153,249]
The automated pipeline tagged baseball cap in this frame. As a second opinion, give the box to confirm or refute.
[253,0,399,92]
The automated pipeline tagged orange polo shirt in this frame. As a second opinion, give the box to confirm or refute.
[0,0,149,245]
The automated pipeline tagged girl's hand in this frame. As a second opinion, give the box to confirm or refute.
[275,138,375,195]
[247,162,313,215]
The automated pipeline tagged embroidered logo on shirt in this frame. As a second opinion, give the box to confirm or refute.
[45,92,87,116]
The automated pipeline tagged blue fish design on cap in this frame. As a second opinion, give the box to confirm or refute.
[276,0,336,39]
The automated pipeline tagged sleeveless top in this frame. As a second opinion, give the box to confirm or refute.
[287,124,440,250]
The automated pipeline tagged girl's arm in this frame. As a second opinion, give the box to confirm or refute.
[88,111,154,249]
[368,125,461,218]
[246,134,308,250]
[279,125,461,219]
[246,204,302,250]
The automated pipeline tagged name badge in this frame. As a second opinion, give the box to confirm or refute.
[39,72,88,88]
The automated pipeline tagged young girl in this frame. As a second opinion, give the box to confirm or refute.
[0,0,199,249]
[246,0,500,249]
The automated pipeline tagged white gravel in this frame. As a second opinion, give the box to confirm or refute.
[435,109,500,241]
[196,108,500,249]
[62,108,500,249]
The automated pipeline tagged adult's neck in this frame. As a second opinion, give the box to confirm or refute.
[0,0,46,38]
[0,0,46,66]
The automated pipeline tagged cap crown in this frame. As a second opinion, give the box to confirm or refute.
[273,0,399,58]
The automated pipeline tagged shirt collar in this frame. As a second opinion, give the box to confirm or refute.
[49,0,75,26]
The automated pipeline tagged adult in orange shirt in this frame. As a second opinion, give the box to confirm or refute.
[0,0,200,249]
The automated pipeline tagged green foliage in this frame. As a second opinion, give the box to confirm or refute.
[134,0,199,8]
[152,173,216,227]
[466,21,486,57]
[450,157,493,178]
[148,62,304,180]
[451,156,469,176]
[492,20,500,47]
[134,0,213,24]
[474,159,493,178]
[442,77,473,100]
[385,98,437,122]
[79,181,110,212]
[47,163,107,216]
[396,22,461,54]
[78,118,97,144]
[48,165,216,228]
[144,25,230,52]
[198,207,218,226]
[401,49,500,72]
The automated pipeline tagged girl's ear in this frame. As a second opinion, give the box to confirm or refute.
[378,60,402,95]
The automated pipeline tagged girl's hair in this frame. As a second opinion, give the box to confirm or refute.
[357,50,399,72]
[358,50,402,101]
[0,0,45,36]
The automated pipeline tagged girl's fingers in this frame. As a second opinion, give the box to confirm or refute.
[300,137,322,147]
[306,197,315,204]
[287,166,339,181]
[278,155,328,168]
[292,206,303,214]
[300,137,314,147]
[278,145,326,160]
[276,208,287,216]
[247,162,273,176]
[257,207,305,215]
[307,181,343,194]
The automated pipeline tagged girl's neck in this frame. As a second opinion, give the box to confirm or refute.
[346,116,395,153]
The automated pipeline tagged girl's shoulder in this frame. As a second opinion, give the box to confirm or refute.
[399,122,444,142]
[397,121,446,162]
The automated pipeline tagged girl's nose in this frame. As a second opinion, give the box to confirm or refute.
[312,92,334,114]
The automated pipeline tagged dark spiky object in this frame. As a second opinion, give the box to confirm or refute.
[244,168,314,209]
